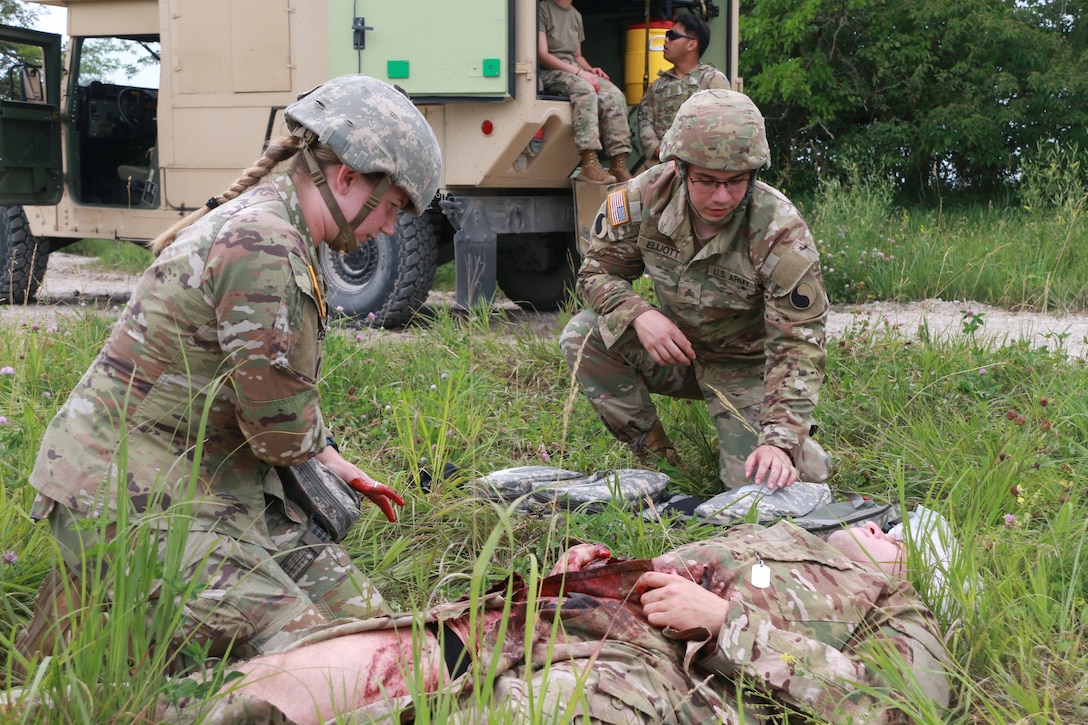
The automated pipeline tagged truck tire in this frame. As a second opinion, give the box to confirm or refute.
[319,211,439,328]
[496,232,579,312]
[0,205,50,305]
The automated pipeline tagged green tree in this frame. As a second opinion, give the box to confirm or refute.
[0,0,42,27]
[741,0,1088,196]
[0,0,46,101]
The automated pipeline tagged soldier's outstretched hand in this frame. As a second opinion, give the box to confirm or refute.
[633,309,696,366]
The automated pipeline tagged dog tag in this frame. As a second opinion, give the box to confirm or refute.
[751,557,771,589]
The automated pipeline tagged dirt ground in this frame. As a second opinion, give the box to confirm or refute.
[3,252,1087,360]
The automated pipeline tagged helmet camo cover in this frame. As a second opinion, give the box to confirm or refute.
[285,75,442,216]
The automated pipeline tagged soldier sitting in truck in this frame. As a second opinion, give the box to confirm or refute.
[636,13,731,168]
[537,0,633,185]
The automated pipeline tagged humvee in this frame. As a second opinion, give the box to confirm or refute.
[0,0,737,326]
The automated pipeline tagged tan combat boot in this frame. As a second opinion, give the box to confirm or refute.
[608,153,632,182]
[632,422,681,468]
[579,150,617,184]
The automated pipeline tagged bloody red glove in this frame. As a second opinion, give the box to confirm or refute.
[348,477,405,523]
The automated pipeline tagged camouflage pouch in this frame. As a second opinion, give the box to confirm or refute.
[693,481,833,526]
[469,466,587,502]
[528,469,670,513]
[276,459,361,543]
[468,466,670,513]
[646,485,897,536]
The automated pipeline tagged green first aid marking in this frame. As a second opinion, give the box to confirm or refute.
[387,60,409,79]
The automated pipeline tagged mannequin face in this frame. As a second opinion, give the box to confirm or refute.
[828,522,906,578]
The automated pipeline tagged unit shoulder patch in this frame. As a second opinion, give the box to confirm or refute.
[593,212,607,237]
[790,282,816,310]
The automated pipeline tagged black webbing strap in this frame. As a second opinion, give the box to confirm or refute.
[425,621,470,679]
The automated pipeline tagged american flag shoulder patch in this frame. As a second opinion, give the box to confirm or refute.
[607,189,630,226]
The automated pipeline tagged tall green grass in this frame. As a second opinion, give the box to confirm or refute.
[2,164,1088,721]
[808,148,1088,312]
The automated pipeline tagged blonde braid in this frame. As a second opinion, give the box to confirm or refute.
[148,135,307,255]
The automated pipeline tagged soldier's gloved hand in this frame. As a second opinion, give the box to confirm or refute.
[348,476,405,523]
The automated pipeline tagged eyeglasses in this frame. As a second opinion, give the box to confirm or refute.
[664,28,696,41]
[687,175,749,193]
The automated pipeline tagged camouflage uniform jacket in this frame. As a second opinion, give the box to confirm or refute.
[29,175,327,548]
[637,64,731,160]
[580,161,828,451]
[659,521,952,723]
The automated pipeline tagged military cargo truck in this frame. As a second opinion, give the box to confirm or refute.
[0,0,737,326]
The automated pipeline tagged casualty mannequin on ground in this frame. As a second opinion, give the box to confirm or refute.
[636,13,731,167]
[16,75,441,673]
[161,518,953,725]
[537,0,633,184]
[560,88,831,492]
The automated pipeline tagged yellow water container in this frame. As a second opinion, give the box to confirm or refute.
[624,21,672,105]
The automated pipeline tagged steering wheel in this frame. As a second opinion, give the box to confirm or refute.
[116,87,156,131]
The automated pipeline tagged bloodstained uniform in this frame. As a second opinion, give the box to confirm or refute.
[163,521,950,724]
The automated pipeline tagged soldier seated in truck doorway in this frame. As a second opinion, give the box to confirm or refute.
[636,13,731,169]
[561,88,832,493]
[16,75,441,675]
[537,0,633,184]
[160,518,954,725]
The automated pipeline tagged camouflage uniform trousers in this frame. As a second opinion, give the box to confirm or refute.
[561,310,829,490]
[45,495,388,667]
[540,69,632,156]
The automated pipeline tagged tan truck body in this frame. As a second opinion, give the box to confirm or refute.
[0,0,738,323]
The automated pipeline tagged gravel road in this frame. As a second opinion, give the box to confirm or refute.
[3,252,1086,359]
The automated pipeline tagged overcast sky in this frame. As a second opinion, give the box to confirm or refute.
[29,4,67,35]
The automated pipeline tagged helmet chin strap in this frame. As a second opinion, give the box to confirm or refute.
[300,147,391,253]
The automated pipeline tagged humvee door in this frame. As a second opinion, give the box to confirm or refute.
[327,0,511,98]
[0,25,63,205]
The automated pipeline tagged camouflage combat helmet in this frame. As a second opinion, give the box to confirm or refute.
[286,75,441,215]
[285,75,441,251]
[659,89,771,172]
